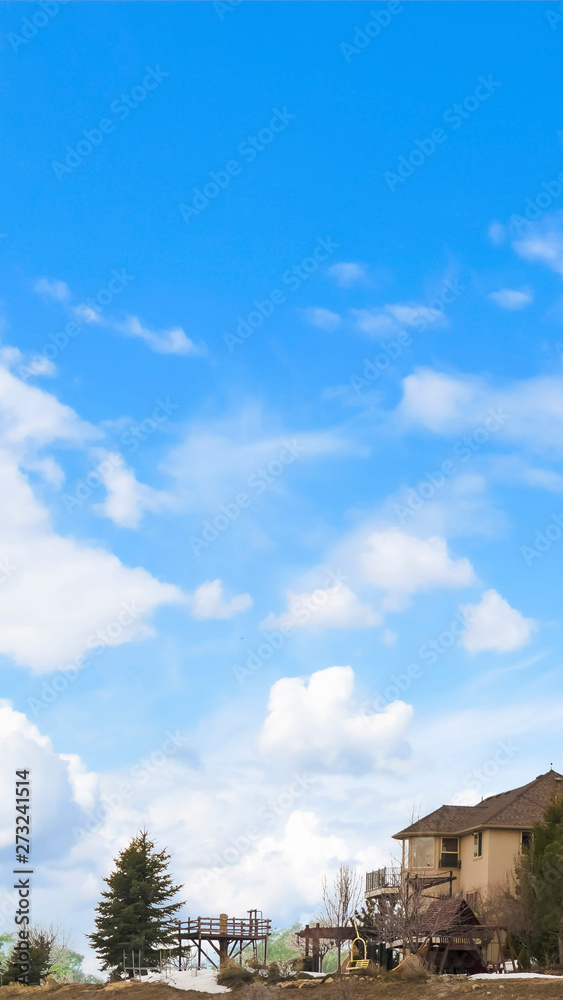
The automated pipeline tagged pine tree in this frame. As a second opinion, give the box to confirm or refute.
[4,927,54,985]
[514,792,563,964]
[88,830,184,974]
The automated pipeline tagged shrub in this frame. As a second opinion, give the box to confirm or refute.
[217,961,255,989]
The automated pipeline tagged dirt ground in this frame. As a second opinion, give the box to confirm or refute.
[1,978,563,1000]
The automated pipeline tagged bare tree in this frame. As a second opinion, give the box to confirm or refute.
[318,864,362,971]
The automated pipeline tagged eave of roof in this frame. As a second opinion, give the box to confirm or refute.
[392,770,563,839]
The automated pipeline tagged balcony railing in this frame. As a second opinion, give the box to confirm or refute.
[439,853,461,869]
[365,867,401,892]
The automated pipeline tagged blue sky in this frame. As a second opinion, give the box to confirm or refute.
[2,0,563,974]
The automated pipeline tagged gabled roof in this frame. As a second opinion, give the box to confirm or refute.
[393,769,563,838]
[422,895,480,932]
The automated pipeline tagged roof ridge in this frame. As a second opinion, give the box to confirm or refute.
[479,770,562,821]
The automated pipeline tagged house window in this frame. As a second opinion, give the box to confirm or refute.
[410,837,434,868]
[521,831,532,851]
[440,837,460,868]
[473,831,483,857]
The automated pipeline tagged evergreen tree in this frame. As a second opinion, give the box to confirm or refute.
[4,928,54,985]
[88,830,184,974]
[514,792,563,964]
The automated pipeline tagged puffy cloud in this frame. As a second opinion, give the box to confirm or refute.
[119,315,206,356]
[459,589,536,654]
[303,307,342,331]
[34,278,70,302]
[190,579,252,619]
[488,287,533,310]
[397,369,479,433]
[93,453,175,529]
[0,701,89,858]
[327,262,368,287]
[259,666,412,770]
[395,368,563,453]
[261,583,379,631]
[360,529,476,599]
[0,459,185,671]
[0,359,190,673]
[0,364,95,448]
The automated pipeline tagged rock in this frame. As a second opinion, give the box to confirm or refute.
[390,953,428,978]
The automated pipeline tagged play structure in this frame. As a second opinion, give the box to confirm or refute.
[347,919,370,971]
[296,924,354,972]
[175,911,271,969]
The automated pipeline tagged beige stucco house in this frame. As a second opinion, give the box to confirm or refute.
[366,768,563,907]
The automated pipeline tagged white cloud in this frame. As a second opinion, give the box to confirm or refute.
[303,307,342,331]
[0,364,94,448]
[0,358,192,673]
[351,303,444,338]
[395,367,563,453]
[74,303,104,325]
[327,262,368,287]
[459,589,536,654]
[260,583,380,632]
[94,454,175,529]
[513,213,563,275]
[0,459,186,671]
[259,666,412,769]
[488,287,533,310]
[0,345,56,378]
[119,315,206,356]
[0,701,91,855]
[34,278,70,302]
[360,528,476,599]
[190,579,252,619]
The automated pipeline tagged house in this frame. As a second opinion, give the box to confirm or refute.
[366,768,563,909]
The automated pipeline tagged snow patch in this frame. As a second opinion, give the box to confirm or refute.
[145,969,230,992]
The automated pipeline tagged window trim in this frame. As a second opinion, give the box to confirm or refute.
[473,830,483,858]
[410,836,435,869]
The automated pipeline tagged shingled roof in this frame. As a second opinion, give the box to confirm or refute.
[393,769,563,838]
